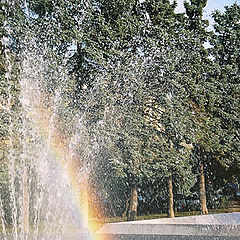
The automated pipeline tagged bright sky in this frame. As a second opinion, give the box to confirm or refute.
[173,0,240,18]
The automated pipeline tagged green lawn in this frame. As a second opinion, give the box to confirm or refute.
[106,206,240,223]
[1,206,240,233]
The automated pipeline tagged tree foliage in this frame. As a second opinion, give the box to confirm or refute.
[1,0,240,221]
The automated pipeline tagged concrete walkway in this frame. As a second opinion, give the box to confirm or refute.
[97,212,240,240]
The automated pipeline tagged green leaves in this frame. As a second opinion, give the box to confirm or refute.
[211,3,240,67]
[2,0,240,217]
[208,3,240,175]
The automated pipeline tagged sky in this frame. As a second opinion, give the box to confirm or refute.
[173,0,240,18]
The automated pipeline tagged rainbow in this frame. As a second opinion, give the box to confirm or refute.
[30,95,108,240]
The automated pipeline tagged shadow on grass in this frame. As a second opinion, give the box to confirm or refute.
[105,206,240,223]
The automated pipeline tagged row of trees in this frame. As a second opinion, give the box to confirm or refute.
[0,0,239,222]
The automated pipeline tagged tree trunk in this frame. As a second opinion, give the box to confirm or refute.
[23,167,29,233]
[168,175,175,218]
[122,195,130,219]
[200,160,208,215]
[127,188,138,221]
[109,199,117,218]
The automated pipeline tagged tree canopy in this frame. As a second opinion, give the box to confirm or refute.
[1,0,240,224]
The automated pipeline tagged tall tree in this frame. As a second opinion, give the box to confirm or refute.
[210,3,240,177]
[70,0,147,93]
[142,35,198,217]
[95,54,150,221]
[72,0,182,220]
[183,0,214,215]
[184,0,208,32]
[144,0,177,26]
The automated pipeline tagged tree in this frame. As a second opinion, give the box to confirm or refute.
[92,54,151,221]
[185,3,240,214]
[142,35,199,217]
[144,0,177,26]
[210,3,240,178]
[0,1,83,231]
[69,0,148,95]
[182,0,217,215]
[0,0,27,229]
[184,0,208,32]
[70,0,183,220]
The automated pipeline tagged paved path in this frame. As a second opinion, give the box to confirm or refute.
[1,213,239,240]
[98,212,240,240]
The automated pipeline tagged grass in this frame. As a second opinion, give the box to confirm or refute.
[105,205,240,223]
[1,206,240,233]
